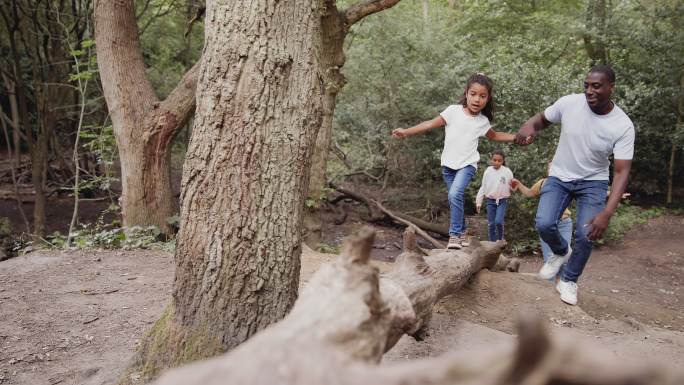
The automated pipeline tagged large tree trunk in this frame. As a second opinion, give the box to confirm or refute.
[94,0,198,233]
[118,1,404,383]
[150,228,683,385]
[118,1,325,382]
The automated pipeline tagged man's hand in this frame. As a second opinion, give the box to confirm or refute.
[391,128,408,138]
[515,122,535,145]
[514,132,534,146]
[516,112,550,146]
[510,178,519,191]
[586,210,612,240]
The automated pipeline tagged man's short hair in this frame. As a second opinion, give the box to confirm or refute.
[589,64,616,84]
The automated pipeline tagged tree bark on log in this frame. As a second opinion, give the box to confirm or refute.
[93,0,199,233]
[151,228,683,385]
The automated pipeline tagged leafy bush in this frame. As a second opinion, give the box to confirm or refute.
[602,204,664,243]
[45,225,175,252]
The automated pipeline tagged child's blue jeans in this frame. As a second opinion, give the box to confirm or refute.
[486,198,508,241]
[442,165,476,236]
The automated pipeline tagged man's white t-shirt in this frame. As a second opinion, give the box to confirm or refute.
[439,105,492,170]
[544,94,635,182]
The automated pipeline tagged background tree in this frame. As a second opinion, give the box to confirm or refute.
[93,0,200,234]
[0,0,94,237]
[610,0,684,205]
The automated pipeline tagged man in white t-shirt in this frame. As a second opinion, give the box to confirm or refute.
[515,65,635,306]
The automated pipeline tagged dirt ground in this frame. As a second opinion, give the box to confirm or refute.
[0,215,682,384]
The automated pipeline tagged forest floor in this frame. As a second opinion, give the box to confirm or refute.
[0,211,682,384]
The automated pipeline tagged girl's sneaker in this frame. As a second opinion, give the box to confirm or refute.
[447,236,462,250]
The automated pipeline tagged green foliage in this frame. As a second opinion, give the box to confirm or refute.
[0,217,11,238]
[602,204,664,244]
[332,0,682,250]
[608,1,684,201]
[45,225,175,251]
[44,205,174,251]
[137,0,204,98]
[316,242,340,254]
[78,124,119,192]
[334,0,592,249]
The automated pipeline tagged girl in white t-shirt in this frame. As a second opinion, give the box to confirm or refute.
[391,73,516,249]
[475,150,514,242]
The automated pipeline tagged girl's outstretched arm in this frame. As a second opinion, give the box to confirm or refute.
[391,116,446,138]
[485,128,515,142]
[511,178,538,198]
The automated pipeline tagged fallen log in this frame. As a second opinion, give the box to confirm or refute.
[330,182,449,246]
[151,227,502,383]
[150,227,684,385]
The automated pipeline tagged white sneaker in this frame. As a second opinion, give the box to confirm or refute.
[556,279,578,305]
[538,246,572,280]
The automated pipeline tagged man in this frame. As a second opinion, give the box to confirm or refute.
[515,65,635,305]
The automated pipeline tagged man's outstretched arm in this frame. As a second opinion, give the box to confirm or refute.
[515,113,552,145]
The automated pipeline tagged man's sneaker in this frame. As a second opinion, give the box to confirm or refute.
[556,279,578,305]
[538,246,572,280]
[460,236,470,247]
[447,236,462,250]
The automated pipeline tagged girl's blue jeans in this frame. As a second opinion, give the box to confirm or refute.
[485,198,508,241]
[442,165,476,236]
[540,216,573,281]
[536,177,608,283]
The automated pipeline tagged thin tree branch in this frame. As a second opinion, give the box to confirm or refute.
[343,0,402,27]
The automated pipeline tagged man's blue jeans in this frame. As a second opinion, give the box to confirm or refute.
[540,217,573,280]
[536,177,608,283]
[486,198,508,241]
[442,165,476,236]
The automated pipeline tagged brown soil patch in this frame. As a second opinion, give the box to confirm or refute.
[1,215,682,384]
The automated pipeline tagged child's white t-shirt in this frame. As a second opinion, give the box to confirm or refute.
[544,94,635,182]
[476,165,514,206]
[439,105,492,170]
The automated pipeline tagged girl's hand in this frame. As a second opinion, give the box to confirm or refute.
[510,179,519,190]
[391,128,408,138]
[476,204,481,214]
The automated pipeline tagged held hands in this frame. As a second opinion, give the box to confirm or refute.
[509,178,520,191]
[391,128,409,139]
[515,123,536,146]
[514,133,534,146]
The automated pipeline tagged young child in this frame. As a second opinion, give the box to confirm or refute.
[391,73,516,249]
[510,165,573,281]
[475,150,513,241]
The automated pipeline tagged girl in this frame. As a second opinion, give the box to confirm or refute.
[391,73,516,249]
[476,150,514,241]
[511,169,573,281]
